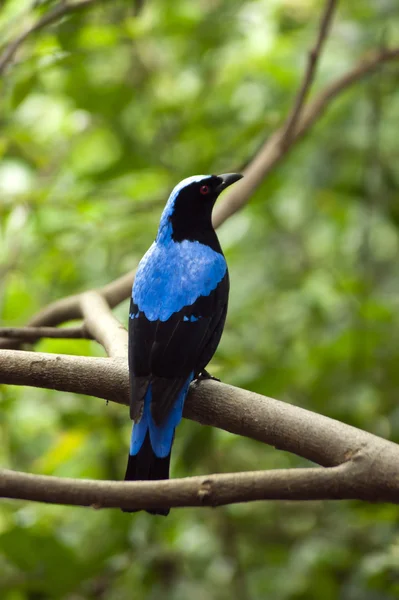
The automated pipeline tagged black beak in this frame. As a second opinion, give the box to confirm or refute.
[215,173,243,194]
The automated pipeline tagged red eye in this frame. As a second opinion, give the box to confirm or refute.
[200,185,210,195]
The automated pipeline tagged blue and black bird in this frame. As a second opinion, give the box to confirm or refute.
[124,173,243,515]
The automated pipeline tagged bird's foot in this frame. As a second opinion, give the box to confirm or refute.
[195,369,221,383]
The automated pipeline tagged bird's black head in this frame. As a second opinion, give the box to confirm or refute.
[157,173,243,247]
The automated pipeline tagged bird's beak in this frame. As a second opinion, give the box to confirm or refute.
[215,173,243,194]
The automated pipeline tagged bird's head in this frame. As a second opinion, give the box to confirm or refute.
[157,173,243,244]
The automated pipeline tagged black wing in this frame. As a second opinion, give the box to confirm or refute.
[128,272,229,425]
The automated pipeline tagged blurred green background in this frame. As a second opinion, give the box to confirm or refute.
[1,0,399,598]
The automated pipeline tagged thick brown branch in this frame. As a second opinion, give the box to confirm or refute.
[0,464,351,509]
[0,326,90,341]
[185,381,394,469]
[1,458,396,511]
[282,0,338,145]
[0,0,100,76]
[0,349,127,404]
[80,292,128,359]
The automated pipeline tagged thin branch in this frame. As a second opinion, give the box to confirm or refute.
[0,325,90,341]
[0,0,100,76]
[80,291,128,360]
[212,46,399,228]
[281,0,338,145]
[0,459,394,511]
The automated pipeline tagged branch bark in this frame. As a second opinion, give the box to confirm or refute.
[0,463,368,511]
[0,270,136,349]
[0,348,127,404]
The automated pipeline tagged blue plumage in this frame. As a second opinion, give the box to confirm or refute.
[130,372,194,458]
[132,239,227,322]
[124,172,243,515]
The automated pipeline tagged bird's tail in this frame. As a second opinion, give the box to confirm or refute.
[124,431,171,516]
[123,373,193,516]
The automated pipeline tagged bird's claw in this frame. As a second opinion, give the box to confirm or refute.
[194,369,221,383]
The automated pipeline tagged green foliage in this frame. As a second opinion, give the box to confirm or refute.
[1,0,399,598]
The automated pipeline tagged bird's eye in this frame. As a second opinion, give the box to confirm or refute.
[200,185,210,195]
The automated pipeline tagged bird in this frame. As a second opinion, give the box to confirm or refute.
[124,172,243,515]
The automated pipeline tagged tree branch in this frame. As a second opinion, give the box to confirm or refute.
[212,46,399,228]
[81,292,128,360]
[0,463,363,510]
[0,0,101,76]
[2,440,399,509]
[0,348,127,404]
[0,325,90,341]
[185,380,396,470]
[281,0,338,146]
[0,270,136,349]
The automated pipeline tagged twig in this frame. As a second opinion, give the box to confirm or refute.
[212,46,399,228]
[281,0,338,146]
[0,0,100,76]
[0,325,90,341]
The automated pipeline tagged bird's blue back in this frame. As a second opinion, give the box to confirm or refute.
[132,239,227,322]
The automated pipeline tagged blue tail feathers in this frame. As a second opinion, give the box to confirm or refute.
[130,372,194,460]
[123,373,193,514]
